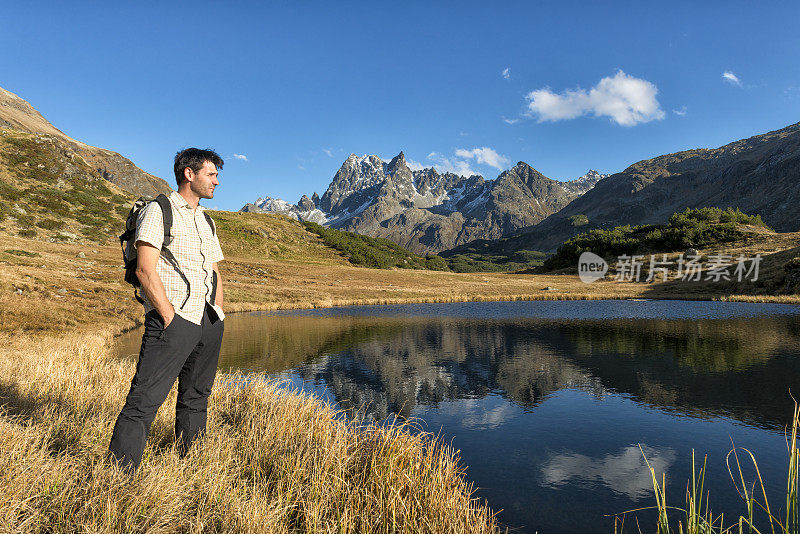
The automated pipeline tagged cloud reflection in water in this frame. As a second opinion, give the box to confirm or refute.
[540,445,676,500]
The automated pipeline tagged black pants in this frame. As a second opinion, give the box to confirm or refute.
[109,303,224,471]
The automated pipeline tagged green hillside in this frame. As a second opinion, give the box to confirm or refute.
[0,130,134,242]
[303,222,449,270]
[543,207,770,270]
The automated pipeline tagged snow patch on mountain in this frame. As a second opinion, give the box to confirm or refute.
[560,170,609,195]
[253,197,295,212]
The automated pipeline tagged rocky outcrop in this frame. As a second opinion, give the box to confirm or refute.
[0,85,171,198]
[297,194,315,211]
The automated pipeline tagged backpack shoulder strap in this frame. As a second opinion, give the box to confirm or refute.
[203,211,216,236]
[154,194,173,247]
[152,193,190,309]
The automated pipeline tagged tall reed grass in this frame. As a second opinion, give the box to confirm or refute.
[0,331,501,532]
[622,401,799,534]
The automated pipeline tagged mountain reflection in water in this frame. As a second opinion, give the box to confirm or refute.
[215,311,800,430]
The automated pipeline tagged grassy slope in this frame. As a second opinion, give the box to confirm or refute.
[0,130,133,241]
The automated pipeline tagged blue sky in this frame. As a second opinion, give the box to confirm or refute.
[2,1,798,211]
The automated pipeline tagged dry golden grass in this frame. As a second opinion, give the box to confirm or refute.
[0,330,500,533]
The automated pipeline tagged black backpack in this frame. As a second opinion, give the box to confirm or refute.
[119,194,217,309]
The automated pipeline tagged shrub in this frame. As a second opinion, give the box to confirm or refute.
[303,222,448,271]
[668,207,769,228]
[13,213,35,227]
[0,182,24,201]
[71,190,111,212]
[18,228,36,238]
[569,214,589,227]
[423,255,451,271]
[785,257,800,272]
[4,249,41,257]
[115,205,131,217]
[542,207,765,271]
[93,182,113,197]
[36,218,66,230]
[29,188,72,216]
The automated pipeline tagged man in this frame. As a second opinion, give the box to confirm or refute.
[109,148,225,472]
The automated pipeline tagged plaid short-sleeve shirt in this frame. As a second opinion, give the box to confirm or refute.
[134,191,225,325]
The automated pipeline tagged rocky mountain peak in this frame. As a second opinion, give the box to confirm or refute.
[560,169,610,196]
[387,151,412,175]
[496,161,550,191]
[320,154,388,214]
[297,194,315,211]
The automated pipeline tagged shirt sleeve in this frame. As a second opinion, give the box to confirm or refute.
[209,232,224,264]
[202,212,224,263]
[134,201,164,250]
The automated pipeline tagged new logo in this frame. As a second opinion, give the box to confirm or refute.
[578,251,608,283]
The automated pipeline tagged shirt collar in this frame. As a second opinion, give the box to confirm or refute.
[169,190,205,211]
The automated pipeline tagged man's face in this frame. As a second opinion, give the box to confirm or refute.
[187,160,219,199]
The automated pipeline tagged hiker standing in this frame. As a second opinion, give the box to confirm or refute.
[109,148,225,472]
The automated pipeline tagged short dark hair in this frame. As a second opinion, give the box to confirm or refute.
[174,148,224,185]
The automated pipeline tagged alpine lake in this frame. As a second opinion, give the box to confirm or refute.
[115,299,800,533]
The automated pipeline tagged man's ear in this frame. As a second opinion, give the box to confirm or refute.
[184,167,194,183]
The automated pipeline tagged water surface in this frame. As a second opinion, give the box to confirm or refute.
[116,300,800,533]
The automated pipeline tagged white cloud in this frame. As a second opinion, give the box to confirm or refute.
[502,67,511,80]
[524,70,665,126]
[405,158,426,171]
[232,153,248,161]
[297,164,305,171]
[426,146,510,176]
[454,147,510,170]
[723,71,742,86]
[673,105,688,117]
[426,152,476,177]
[503,117,520,125]
[322,148,334,157]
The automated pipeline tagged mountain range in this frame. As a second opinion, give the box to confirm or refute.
[241,153,606,254]
[247,121,800,256]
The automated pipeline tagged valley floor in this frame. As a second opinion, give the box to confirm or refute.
[0,228,799,532]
